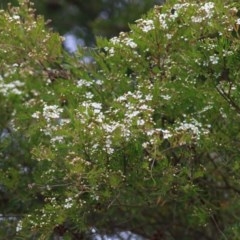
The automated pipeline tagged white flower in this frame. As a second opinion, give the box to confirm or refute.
[109,47,115,56]
[110,36,120,45]
[146,130,155,136]
[12,15,20,20]
[161,129,172,139]
[32,111,41,119]
[166,33,173,39]
[43,104,63,122]
[200,2,215,18]
[209,54,219,65]
[50,136,64,144]
[173,3,191,11]
[0,79,24,96]
[116,95,127,102]
[159,13,168,29]
[85,92,94,99]
[161,95,171,100]
[142,142,149,149]
[176,119,209,140]
[91,102,102,114]
[191,2,215,23]
[128,110,140,119]
[236,18,240,25]
[64,197,73,209]
[123,38,137,49]
[102,123,118,133]
[95,79,103,85]
[191,16,203,23]
[105,137,114,154]
[77,79,92,87]
[16,221,22,232]
[137,119,145,126]
[11,88,22,95]
[139,105,149,110]
[59,118,71,125]
[12,80,24,87]
[145,94,153,101]
[138,19,155,32]
[201,2,214,12]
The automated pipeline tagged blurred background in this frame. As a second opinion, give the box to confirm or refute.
[1,0,165,51]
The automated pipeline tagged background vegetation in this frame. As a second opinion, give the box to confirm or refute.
[1,0,164,45]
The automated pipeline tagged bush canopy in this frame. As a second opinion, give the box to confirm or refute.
[1,0,240,239]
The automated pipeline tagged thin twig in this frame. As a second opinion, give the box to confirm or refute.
[210,215,228,240]
[215,86,240,114]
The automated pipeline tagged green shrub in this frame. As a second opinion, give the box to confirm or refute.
[1,0,240,239]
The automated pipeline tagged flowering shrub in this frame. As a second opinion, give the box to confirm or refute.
[2,0,240,239]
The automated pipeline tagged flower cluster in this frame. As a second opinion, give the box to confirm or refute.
[209,54,219,65]
[42,104,63,122]
[136,19,155,32]
[0,64,25,96]
[110,33,137,48]
[64,197,73,209]
[175,119,210,141]
[76,79,92,88]
[191,2,215,23]
[31,104,71,139]
[121,37,137,49]
[0,77,24,96]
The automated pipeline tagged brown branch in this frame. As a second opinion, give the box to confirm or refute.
[215,86,240,114]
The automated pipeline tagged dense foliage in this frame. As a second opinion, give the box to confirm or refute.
[1,0,240,239]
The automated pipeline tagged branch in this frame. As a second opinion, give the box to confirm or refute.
[215,86,240,114]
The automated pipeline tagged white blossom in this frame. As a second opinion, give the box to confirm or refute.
[12,15,20,20]
[166,33,173,39]
[209,54,219,65]
[200,2,215,18]
[105,137,114,154]
[127,110,140,119]
[64,197,73,209]
[191,16,204,23]
[161,129,173,139]
[159,13,168,29]
[110,36,120,45]
[142,142,149,149]
[85,92,94,99]
[32,111,41,119]
[137,19,155,32]
[137,119,145,126]
[161,95,171,100]
[123,38,137,49]
[82,101,102,114]
[0,79,24,96]
[95,79,103,85]
[108,47,115,56]
[102,123,119,133]
[173,3,191,11]
[91,102,102,114]
[145,94,153,101]
[176,119,209,140]
[77,79,92,87]
[50,136,64,145]
[16,220,22,232]
[59,118,71,126]
[42,104,63,122]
